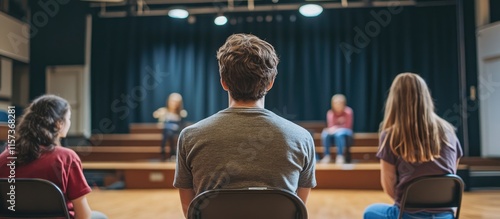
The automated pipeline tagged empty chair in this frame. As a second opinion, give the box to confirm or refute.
[398,174,464,219]
[0,178,70,219]
[187,188,308,219]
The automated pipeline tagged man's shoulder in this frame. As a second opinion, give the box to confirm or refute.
[180,112,224,134]
[268,114,313,140]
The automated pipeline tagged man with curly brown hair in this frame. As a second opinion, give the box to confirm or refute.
[174,33,316,217]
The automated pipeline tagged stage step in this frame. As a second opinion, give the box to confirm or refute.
[82,162,471,190]
[89,133,379,147]
[128,122,379,146]
[130,121,332,135]
[82,162,384,190]
[469,166,500,189]
[69,146,379,162]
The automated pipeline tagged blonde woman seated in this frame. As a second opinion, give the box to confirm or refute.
[153,93,187,161]
[319,94,353,164]
[364,73,463,219]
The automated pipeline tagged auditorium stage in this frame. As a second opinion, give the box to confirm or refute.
[81,160,496,190]
[66,122,500,190]
[82,162,385,190]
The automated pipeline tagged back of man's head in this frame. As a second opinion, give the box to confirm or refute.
[217,33,279,101]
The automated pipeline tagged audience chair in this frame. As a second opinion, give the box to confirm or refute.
[0,110,8,123]
[398,174,464,219]
[0,178,71,218]
[187,187,308,219]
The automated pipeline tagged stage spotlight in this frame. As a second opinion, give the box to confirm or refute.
[168,8,189,19]
[214,15,228,25]
[299,4,323,17]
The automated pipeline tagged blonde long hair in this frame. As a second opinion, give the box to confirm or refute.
[166,93,184,115]
[380,73,454,163]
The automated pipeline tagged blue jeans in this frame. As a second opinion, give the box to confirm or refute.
[161,121,180,159]
[364,204,454,219]
[321,128,353,157]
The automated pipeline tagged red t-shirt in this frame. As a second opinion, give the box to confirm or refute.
[0,146,91,218]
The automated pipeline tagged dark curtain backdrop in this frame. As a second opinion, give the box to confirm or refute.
[91,5,459,135]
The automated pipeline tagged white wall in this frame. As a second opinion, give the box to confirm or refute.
[0,58,13,111]
[0,12,29,63]
[12,63,30,107]
[0,58,12,98]
[477,22,500,157]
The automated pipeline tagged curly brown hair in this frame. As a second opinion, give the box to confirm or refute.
[15,95,70,165]
[217,33,279,101]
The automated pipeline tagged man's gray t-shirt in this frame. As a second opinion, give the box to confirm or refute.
[174,107,317,195]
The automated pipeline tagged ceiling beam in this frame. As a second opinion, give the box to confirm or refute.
[95,0,456,18]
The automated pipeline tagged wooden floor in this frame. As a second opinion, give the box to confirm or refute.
[86,189,500,219]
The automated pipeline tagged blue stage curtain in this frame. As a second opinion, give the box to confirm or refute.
[91,5,459,135]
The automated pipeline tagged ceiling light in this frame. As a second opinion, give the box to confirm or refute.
[299,4,323,17]
[214,15,228,26]
[168,8,189,19]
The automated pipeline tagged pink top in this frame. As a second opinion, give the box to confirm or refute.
[326,106,353,130]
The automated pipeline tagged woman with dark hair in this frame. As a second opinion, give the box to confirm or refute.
[0,95,107,219]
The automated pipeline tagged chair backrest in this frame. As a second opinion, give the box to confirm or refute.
[398,174,464,219]
[0,178,71,219]
[0,110,8,123]
[187,187,308,219]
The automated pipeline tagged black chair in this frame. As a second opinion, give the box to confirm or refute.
[0,178,70,218]
[187,187,308,219]
[398,174,464,219]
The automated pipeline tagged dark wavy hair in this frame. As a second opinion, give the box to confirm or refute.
[15,95,70,165]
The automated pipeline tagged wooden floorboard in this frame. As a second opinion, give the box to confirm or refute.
[86,189,500,219]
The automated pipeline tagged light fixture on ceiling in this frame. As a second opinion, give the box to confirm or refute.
[168,8,189,19]
[299,4,323,17]
[214,15,228,26]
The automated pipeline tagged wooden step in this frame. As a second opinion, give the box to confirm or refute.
[69,146,166,161]
[69,145,380,162]
[0,123,9,141]
[82,161,384,189]
[129,123,163,134]
[129,121,329,134]
[312,132,379,147]
[460,157,500,166]
[82,162,472,190]
[90,134,162,146]
[295,121,326,133]
[129,122,379,146]
[90,132,380,147]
